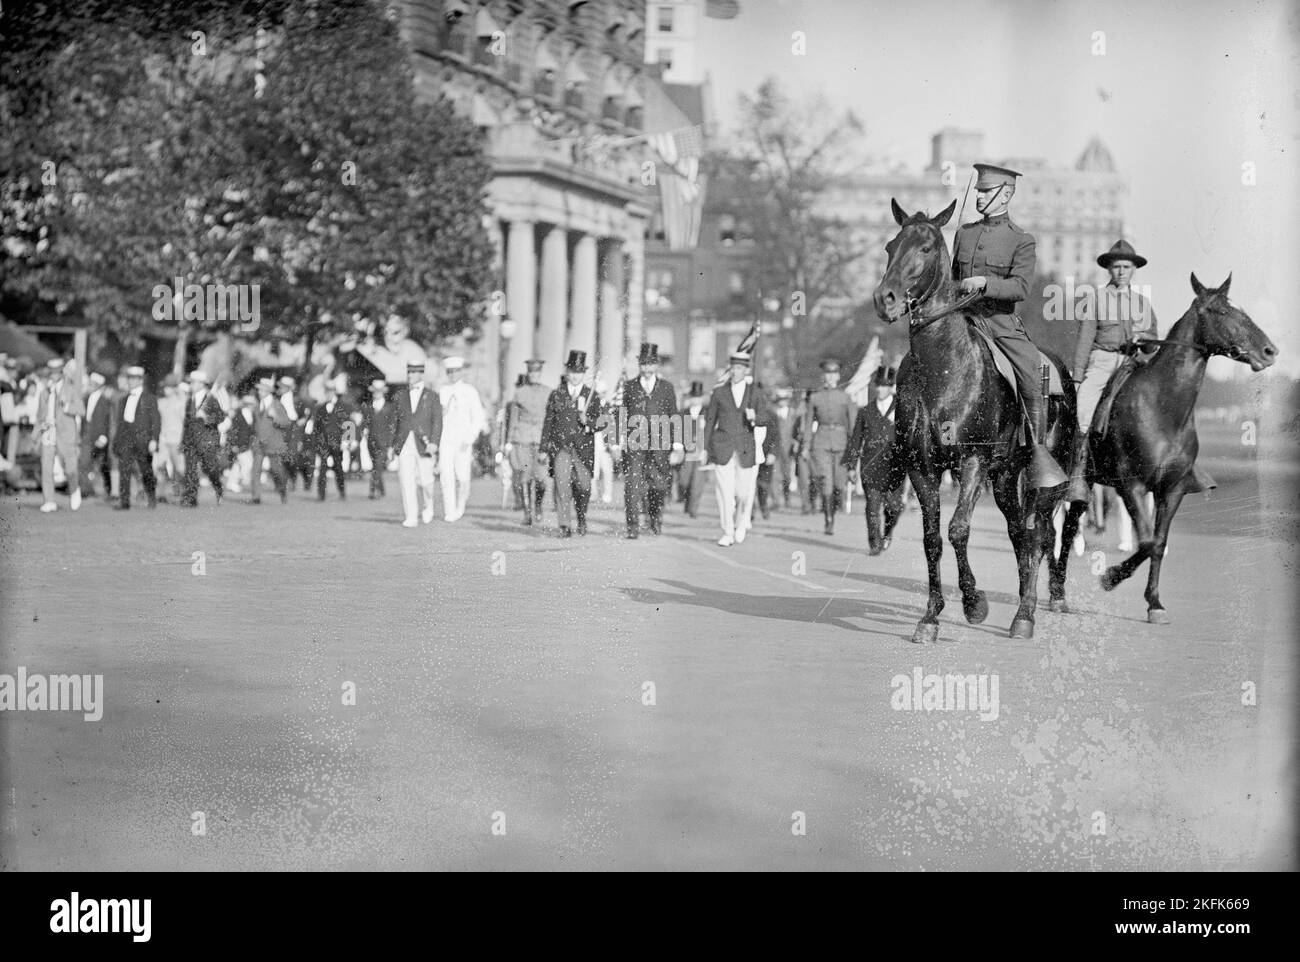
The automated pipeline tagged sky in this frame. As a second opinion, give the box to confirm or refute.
[695,0,1300,380]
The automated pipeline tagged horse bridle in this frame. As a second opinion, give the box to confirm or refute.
[903,257,985,331]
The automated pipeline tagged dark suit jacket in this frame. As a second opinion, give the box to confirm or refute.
[311,398,356,452]
[182,391,225,451]
[391,385,442,457]
[362,398,396,452]
[620,376,678,467]
[81,388,113,447]
[702,380,765,469]
[112,391,160,456]
[843,396,899,490]
[540,384,602,471]
[228,408,255,453]
[253,398,290,456]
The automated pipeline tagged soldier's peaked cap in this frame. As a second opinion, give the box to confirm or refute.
[973,163,1022,189]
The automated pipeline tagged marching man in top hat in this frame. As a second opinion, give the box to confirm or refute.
[700,350,767,546]
[539,350,603,538]
[621,342,678,538]
[951,162,1067,489]
[1064,239,1160,503]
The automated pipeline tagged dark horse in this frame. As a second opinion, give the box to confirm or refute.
[873,199,1076,643]
[1054,273,1276,622]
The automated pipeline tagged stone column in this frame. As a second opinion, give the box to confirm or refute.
[569,233,598,377]
[484,217,505,404]
[598,240,626,385]
[504,220,536,383]
[537,224,569,377]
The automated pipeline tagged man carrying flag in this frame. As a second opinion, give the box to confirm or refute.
[701,350,767,547]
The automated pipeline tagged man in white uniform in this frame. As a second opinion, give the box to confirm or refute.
[437,356,486,522]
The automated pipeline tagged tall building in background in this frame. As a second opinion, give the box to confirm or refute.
[401,0,664,400]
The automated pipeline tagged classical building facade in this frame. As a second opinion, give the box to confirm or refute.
[400,0,671,397]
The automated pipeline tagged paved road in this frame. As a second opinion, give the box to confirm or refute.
[0,455,1293,870]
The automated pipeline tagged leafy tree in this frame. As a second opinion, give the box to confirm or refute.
[0,0,494,376]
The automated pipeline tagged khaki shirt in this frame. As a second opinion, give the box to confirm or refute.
[1073,283,1159,378]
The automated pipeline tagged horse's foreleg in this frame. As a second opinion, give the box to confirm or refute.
[1100,482,1155,592]
[992,470,1037,639]
[1143,485,1186,623]
[949,457,988,625]
[911,472,946,645]
[1047,501,1087,612]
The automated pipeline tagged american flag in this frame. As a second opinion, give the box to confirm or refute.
[844,335,884,405]
[648,126,705,250]
[714,319,761,387]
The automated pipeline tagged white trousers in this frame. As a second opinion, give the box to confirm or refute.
[713,456,756,538]
[397,436,435,525]
[439,440,473,521]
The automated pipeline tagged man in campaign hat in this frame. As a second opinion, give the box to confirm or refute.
[844,366,903,554]
[620,342,678,538]
[504,358,550,526]
[539,350,603,537]
[952,162,1066,488]
[1064,239,1161,502]
[809,358,857,535]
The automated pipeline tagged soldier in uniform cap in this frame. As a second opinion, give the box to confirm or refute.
[504,358,550,526]
[844,366,903,555]
[620,343,678,538]
[809,358,857,535]
[951,162,1066,486]
[539,350,603,537]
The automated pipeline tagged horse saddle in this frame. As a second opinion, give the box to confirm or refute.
[969,325,1063,399]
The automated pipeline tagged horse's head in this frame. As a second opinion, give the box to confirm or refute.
[1188,273,1278,371]
[873,198,956,323]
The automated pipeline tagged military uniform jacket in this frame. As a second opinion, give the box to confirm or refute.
[506,382,550,446]
[540,384,602,470]
[952,212,1035,332]
[809,387,856,454]
[844,397,899,490]
[620,376,678,468]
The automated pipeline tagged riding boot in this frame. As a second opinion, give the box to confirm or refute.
[1022,392,1068,490]
[1064,430,1091,503]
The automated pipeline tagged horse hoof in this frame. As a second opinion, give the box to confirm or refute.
[1047,598,1069,613]
[911,623,939,645]
[1100,567,1122,591]
[1009,618,1035,639]
[1147,607,1170,625]
[963,591,988,625]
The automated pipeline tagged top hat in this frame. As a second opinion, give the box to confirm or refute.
[565,350,588,372]
[637,342,661,365]
[688,380,705,396]
[973,163,1022,190]
[819,358,841,373]
[872,366,898,387]
[1097,239,1147,269]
